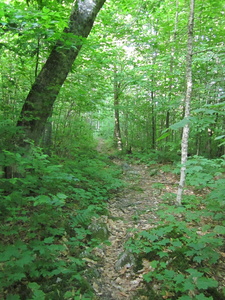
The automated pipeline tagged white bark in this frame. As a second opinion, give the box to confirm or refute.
[176,0,195,205]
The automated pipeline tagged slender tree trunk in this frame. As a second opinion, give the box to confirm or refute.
[17,0,106,146]
[113,67,123,151]
[148,51,157,150]
[176,0,195,206]
[151,93,156,149]
[124,109,130,153]
[166,0,179,144]
[34,36,40,79]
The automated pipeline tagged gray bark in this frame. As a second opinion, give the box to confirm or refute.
[17,0,106,145]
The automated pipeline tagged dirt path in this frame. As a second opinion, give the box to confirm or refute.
[92,161,178,299]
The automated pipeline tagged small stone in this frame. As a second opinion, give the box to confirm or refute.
[115,251,136,271]
[88,221,110,241]
[149,169,158,176]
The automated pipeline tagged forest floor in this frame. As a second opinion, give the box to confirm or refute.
[91,159,180,300]
[90,140,225,299]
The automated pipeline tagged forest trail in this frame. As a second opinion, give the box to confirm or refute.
[92,159,179,299]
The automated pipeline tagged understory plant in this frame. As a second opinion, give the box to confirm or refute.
[0,145,122,299]
[174,155,225,190]
[124,150,180,165]
[126,205,225,299]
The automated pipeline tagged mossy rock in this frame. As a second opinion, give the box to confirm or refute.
[115,250,136,271]
[149,169,158,176]
[88,222,110,241]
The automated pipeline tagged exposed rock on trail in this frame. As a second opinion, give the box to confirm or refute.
[91,161,178,299]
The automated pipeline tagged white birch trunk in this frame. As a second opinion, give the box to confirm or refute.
[176,0,195,205]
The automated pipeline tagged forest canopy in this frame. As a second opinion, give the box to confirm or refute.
[1,0,224,157]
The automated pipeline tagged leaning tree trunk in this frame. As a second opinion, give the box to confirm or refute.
[17,0,106,146]
[176,0,195,206]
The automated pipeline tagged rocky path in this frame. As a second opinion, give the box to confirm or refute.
[92,161,178,299]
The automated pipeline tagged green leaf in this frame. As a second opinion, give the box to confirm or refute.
[16,254,34,267]
[195,294,213,300]
[6,295,21,300]
[170,118,190,130]
[186,268,203,277]
[143,272,153,283]
[197,277,218,290]
[183,280,195,291]
[214,135,225,140]
[179,296,193,300]
[33,195,51,206]
[156,131,171,142]
[193,255,204,263]
[28,282,45,300]
[56,192,67,200]
[43,237,54,244]
[150,260,159,269]
[172,240,183,247]
[174,273,185,285]
[192,108,217,115]
[213,225,225,234]
[164,269,176,278]
[140,231,158,241]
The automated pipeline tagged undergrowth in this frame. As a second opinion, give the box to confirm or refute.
[126,203,225,299]
[123,150,180,165]
[0,145,123,299]
[125,154,225,300]
[1,146,224,299]
[118,154,225,298]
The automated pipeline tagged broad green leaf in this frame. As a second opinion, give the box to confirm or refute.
[197,277,218,290]
[33,195,51,206]
[170,118,190,130]
[213,225,225,234]
[6,294,21,300]
[28,282,45,300]
[156,131,171,142]
[214,135,225,140]
[43,236,54,243]
[195,294,213,300]
[182,280,195,291]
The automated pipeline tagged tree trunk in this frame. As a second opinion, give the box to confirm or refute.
[151,91,156,149]
[166,0,178,144]
[176,0,195,206]
[17,0,106,146]
[113,67,123,151]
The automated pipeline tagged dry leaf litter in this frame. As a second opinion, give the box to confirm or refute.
[88,161,179,300]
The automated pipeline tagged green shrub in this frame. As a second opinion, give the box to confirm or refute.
[125,150,180,165]
[174,156,225,190]
[0,146,122,299]
[126,205,224,299]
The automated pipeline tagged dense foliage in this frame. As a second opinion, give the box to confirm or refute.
[1,0,225,298]
[126,204,225,299]
[0,144,123,299]
[123,153,225,299]
[1,0,225,157]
